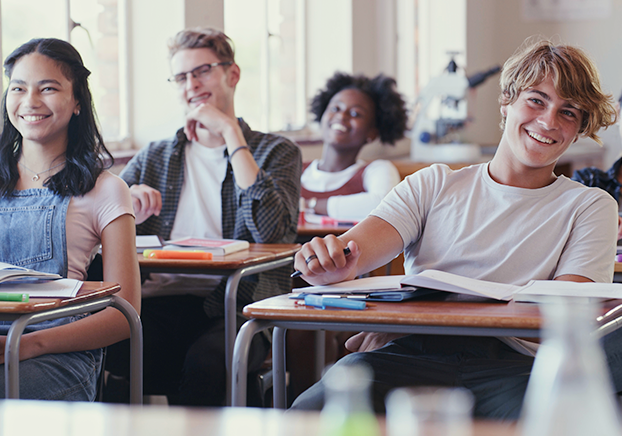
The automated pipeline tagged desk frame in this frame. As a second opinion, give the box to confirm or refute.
[140,254,295,404]
[232,317,541,408]
[0,295,143,403]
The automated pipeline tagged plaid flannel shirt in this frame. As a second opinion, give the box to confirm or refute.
[120,118,302,316]
[572,157,622,204]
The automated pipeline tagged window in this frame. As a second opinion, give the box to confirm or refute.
[224,0,306,133]
[0,0,128,149]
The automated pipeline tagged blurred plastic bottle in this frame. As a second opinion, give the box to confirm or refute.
[319,364,381,436]
[520,297,621,436]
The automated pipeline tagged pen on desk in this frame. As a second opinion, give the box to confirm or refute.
[0,293,29,302]
[291,247,351,278]
[302,294,366,310]
[143,249,213,260]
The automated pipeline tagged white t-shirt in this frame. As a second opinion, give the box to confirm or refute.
[143,141,227,297]
[170,141,227,240]
[66,171,134,280]
[372,163,618,356]
[301,159,400,220]
[372,163,617,285]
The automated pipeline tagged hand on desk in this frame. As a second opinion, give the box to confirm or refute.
[294,235,360,285]
[129,184,162,225]
[345,332,407,353]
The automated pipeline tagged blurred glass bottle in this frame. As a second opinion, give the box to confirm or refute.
[319,363,381,436]
[520,297,621,436]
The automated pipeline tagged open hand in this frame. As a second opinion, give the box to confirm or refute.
[129,184,162,225]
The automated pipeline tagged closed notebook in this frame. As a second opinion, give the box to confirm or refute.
[164,237,250,255]
[292,286,439,302]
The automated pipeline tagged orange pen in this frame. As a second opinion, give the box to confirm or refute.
[143,250,213,260]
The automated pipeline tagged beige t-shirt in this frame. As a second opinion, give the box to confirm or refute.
[66,171,134,280]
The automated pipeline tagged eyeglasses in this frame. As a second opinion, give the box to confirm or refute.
[167,61,233,86]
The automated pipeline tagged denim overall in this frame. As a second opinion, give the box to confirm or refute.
[0,189,102,400]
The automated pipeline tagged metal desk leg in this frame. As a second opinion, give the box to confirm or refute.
[225,269,243,406]
[314,330,326,382]
[224,256,295,406]
[231,319,272,407]
[110,296,144,404]
[273,326,288,409]
[5,314,33,399]
[4,296,143,403]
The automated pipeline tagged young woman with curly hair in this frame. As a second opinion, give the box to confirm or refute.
[301,72,408,220]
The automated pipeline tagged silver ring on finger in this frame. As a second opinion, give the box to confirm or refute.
[305,254,318,265]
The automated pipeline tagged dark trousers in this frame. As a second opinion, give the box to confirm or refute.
[290,335,535,420]
[291,327,622,420]
[106,295,270,406]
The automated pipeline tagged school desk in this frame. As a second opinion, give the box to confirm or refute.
[296,222,351,240]
[0,281,143,402]
[0,399,519,436]
[138,243,300,404]
[231,293,622,407]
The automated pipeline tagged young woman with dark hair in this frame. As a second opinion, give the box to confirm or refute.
[0,38,140,400]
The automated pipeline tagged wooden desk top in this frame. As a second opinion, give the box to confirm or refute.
[0,281,120,314]
[297,223,351,237]
[0,400,517,436]
[244,293,543,330]
[615,262,622,273]
[243,293,622,332]
[138,243,300,271]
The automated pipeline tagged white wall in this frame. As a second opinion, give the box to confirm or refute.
[464,0,622,167]
[129,0,225,149]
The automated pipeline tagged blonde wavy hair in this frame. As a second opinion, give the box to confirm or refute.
[168,27,235,63]
[499,38,617,144]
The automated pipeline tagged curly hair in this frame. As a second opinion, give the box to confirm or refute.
[310,72,408,145]
[499,38,617,145]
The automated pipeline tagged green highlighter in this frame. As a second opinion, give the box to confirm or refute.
[0,293,29,302]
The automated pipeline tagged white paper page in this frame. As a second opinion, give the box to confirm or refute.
[294,275,406,294]
[400,270,520,301]
[0,263,61,283]
[514,281,622,302]
[0,279,82,298]
[0,262,27,271]
[136,235,162,248]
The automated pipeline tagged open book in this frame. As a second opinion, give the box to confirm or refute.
[293,270,622,303]
[0,262,81,298]
[164,237,250,255]
[0,262,62,284]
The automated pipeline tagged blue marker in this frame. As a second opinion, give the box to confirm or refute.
[304,294,366,310]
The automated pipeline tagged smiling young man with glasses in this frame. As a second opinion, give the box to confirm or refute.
[105,27,302,406]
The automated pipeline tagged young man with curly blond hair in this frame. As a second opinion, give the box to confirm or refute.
[290,39,619,419]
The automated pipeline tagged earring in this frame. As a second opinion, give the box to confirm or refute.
[74,109,80,116]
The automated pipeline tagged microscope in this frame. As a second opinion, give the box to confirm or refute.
[410,54,500,162]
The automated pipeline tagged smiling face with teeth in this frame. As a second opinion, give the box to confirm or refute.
[496,76,582,179]
[170,48,238,118]
[320,88,378,153]
[6,52,79,152]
